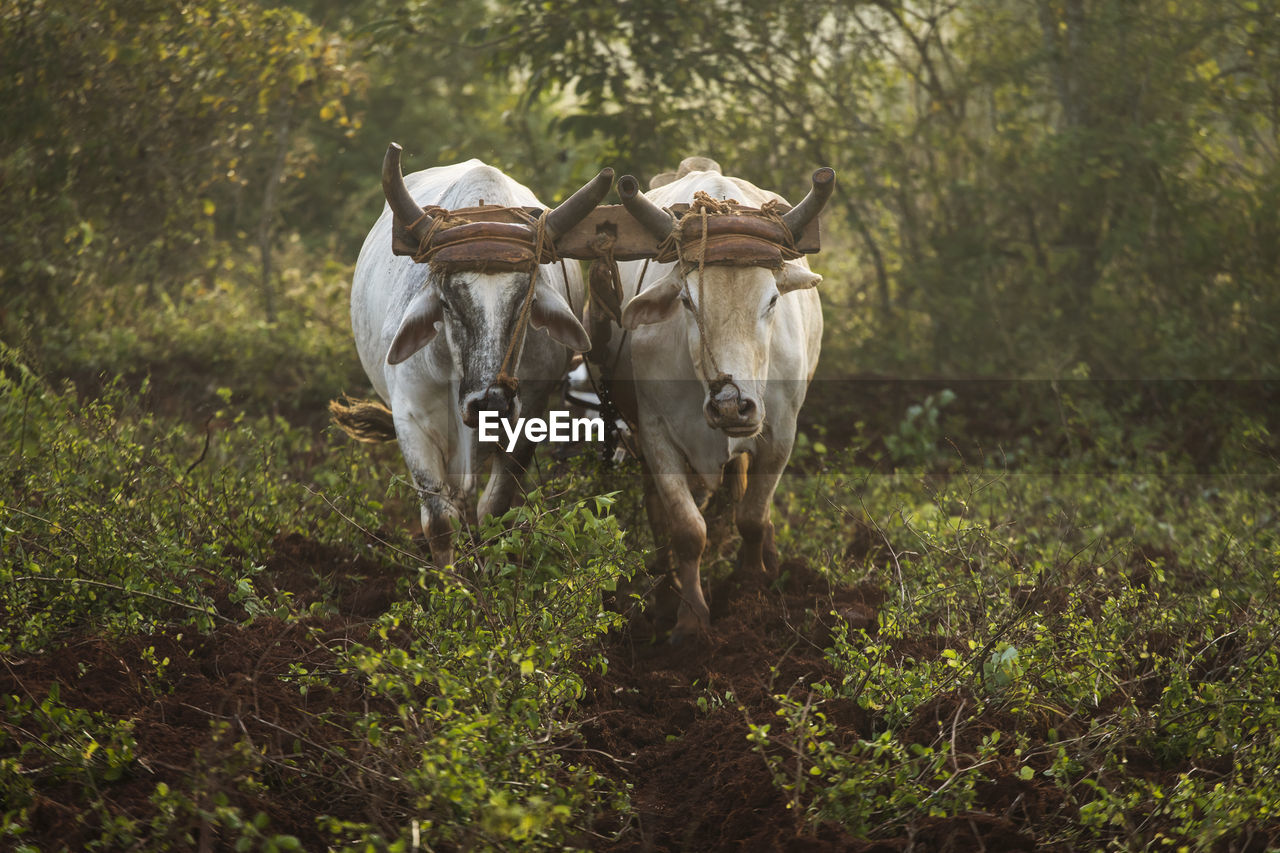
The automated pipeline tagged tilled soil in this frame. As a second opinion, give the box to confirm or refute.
[2,617,388,850]
[6,531,1275,851]
[1,533,409,851]
[578,559,871,852]
[576,558,1050,853]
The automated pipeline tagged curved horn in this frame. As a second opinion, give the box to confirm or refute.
[617,174,676,241]
[781,167,836,241]
[545,167,615,240]
[382,143,432,237]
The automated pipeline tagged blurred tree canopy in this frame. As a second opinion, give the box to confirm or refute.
[3,0,1277,378]
[0,0,358,321]
[478,0,1280,377]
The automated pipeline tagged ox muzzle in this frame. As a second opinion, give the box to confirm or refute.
[704,382,761,436]
[461,384,519,431]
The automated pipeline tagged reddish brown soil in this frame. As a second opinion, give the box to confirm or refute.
[0,533,407,850]
[1,617,390,850]
[5,531,1277,851]
[574,557,1062,853]
[577,559,876,852]
[263,530,403,618]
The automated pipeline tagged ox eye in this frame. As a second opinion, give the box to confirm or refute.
[680,294,693,311]
[767,293,780,312]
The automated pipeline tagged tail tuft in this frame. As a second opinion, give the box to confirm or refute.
[329,396,397,443]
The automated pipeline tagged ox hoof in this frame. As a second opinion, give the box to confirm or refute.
[667,617,710,646]
[667,626,700,646]
[728,558,771,592]
[735,537,780,578]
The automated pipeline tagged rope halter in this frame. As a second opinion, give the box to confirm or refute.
[656,192,804,399]
[404,204,561,397]
[380,143,614,401]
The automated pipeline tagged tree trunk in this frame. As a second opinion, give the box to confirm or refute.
[843,198,892,327]
[1036,0,1103,333]
[258,105,293,323]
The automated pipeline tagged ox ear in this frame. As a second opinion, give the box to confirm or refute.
[387,287,443,365]
[621,269,683,329]
[776,264,822,294]
[531,280,591,353]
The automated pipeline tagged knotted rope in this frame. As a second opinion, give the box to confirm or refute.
[655,191,800,401]
[493,210,557,395]
[577,228,644,462]
[585,227,624,326]
[688,199,735,398]
[407,205,472,262]
[407,205,565,398]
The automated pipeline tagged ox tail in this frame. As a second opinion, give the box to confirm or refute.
[329,396,397,443]
[726,452,749,502]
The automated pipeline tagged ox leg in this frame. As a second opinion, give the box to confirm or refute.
[395,413,461,568]
[412,472,461,568]
[478,383,553,520]
[424,493,460,567]
[735,443,790,577]
[649,470,709,643]
[477,438,535,521]
[639,463,684,624]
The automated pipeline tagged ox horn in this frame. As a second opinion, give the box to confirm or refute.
[617,174,676,241]
[781,167,836,241]
[382,142,433,239]
[545,167,616,240]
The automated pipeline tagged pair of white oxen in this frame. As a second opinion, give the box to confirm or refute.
[346,144,834,642]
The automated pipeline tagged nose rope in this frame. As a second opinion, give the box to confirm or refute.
[667,191,800,402]
[407,203,556,399]
[676,198,740,401]
[488,209,559,399]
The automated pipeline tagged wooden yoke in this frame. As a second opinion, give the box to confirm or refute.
[380,144,616,268]
[383,153,827,266]
[553,203,823,261]
[390,205,547,266]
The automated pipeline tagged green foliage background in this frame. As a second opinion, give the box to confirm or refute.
[5,0,1278,379]
[3,0,1280,850]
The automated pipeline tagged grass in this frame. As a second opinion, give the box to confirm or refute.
[2,264,1278,850]
[760,459,1280,849]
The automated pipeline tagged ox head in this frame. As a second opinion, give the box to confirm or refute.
[618,169,834,437]
[381,144,611,428]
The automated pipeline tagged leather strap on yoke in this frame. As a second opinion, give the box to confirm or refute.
[655,195,803,269]
[399,204,561,272]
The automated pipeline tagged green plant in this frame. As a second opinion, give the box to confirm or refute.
[884,389,956,469]
[761,459,1280,849]
[0,344,395,652]
[308,493,637,850]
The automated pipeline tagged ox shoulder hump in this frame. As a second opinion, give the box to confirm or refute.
[677,156,722,176]
[461,162,510,182]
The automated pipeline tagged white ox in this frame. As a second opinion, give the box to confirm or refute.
[609,158,834,642]
[340,144,612,565]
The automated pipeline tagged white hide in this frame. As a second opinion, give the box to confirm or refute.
[606,167,824,640]
[351,160,585,561]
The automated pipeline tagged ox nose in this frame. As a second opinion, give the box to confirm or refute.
[704,386,759,431]
[462,386,517,429]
